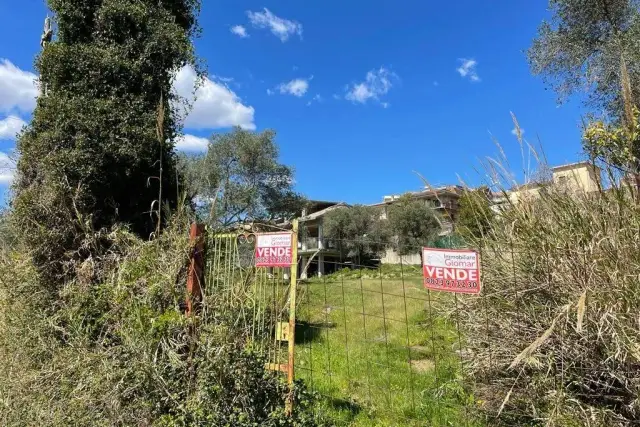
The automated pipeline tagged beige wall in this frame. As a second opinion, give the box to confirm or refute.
[553,165,600,193]
[508,164,601,205]
[509,185,541,204]
[379,205,388,220]
[380,248,422,265]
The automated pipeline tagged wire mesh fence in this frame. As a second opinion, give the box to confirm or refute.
[294,257,475,426]
[199,225,640,426]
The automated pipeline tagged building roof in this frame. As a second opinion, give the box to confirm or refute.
[370,185,464,207]
[300,202,349,222]
[551,161,599,172]
[306,199,342,207]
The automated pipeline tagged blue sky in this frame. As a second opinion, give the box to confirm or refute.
[0,1,588,205]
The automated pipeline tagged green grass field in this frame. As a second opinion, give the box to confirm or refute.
[293,271,477,426]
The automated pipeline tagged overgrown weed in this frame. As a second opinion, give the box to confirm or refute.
[0,212,328,426]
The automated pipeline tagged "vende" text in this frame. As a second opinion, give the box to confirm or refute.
[256,247,292,257]
[424,266,478,281]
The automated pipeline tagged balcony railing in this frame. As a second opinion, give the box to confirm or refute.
[301,237,319,250]
[299,238,338,251]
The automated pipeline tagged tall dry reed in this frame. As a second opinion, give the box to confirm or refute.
[460,146,640,425]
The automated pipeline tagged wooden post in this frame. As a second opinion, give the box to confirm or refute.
[186,223,206,316]
[286,219,299,415]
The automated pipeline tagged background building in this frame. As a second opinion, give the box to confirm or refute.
[370,185,464,265]
[507,161,602,205]
[297,200,346,278]
[296,162,603,274]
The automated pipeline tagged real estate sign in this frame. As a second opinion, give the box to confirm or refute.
[422,248,481,294]
[255,232,293,267]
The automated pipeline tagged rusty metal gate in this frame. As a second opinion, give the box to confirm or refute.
[202,222,300,402]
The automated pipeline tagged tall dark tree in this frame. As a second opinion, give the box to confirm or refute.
[456,188,494,242]
[386,195,441,256]
[323,205,390,262]
[13,0,199,282]
[179,127,306,227]
[528,0,640,119]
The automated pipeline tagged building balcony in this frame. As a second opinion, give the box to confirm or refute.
[432,201,456,210]
[300,237,320,250]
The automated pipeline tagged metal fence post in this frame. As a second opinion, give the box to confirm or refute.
[286,219,299,415]
[186,223,206,316]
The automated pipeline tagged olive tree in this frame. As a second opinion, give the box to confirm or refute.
[386,195,441,256]
[323,205,390,263]
[528,0,640,119]
[179,127,306,227]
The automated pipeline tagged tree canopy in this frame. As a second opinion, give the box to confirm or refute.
[386,195,441,256]
[179,127,305,227]
[528,0,640,119]
[322,205,390,262]
[456,188,494,242]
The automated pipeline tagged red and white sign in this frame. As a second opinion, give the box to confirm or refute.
[255,232,293,267]
[422,248,481,294]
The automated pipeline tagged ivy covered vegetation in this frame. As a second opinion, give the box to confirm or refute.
[13,0,196,286]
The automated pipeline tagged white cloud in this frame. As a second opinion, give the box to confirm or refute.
[277,78,309,97]
[511,127,525,136]
[0,115,26,140]
[247,8,303,42]
[214,75,235,84]
[175,134,209,152]
[231,25,248,38]
[0,60,255,142]
[173,65,255,130]
[266,88,274,95]
[306,94,323,106]
[0,59,38,114]
[345,67,398,105]
[457,58,480,82]
[0,152,16,185]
